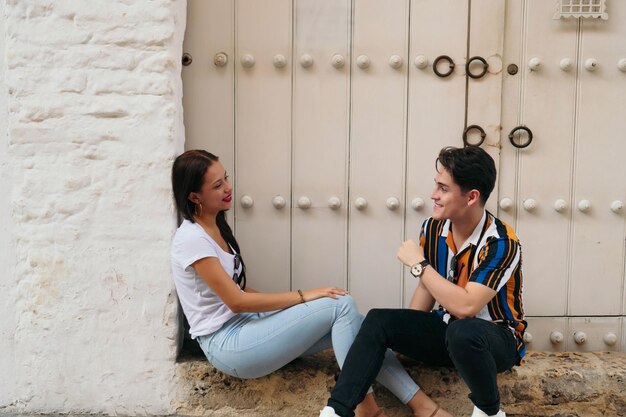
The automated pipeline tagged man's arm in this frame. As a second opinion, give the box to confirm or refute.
[408,280,436,311]
[398,239,497,318]
[415,267,496,318]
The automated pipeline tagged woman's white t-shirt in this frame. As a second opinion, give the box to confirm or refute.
[171,219,243,338]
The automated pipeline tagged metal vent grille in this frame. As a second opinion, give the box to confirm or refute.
[555,0,608,20]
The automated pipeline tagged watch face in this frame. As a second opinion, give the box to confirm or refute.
[411,264,423,277]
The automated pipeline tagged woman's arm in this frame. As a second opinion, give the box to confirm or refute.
[193,257,347,313]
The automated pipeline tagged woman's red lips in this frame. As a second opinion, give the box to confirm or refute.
[223,194,232,203]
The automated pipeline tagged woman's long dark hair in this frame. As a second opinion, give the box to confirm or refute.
[172,150,246,289]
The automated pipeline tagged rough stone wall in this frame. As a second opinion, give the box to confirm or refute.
[0,0,186,414]
[176,350,626,417]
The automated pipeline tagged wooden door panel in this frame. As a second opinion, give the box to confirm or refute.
[570,6,626,316]
[182,0,235,179]
[466,0,505,206]
[500,0,578,317]
[348,0,409,311]
[404,0,469,307]
[291,0,351,291]
[235,0,292,292]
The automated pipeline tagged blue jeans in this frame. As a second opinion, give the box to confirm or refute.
[197,296,419,404]
[327,309,519,417]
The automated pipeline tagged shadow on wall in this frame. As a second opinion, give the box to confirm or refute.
[178,303,204,361]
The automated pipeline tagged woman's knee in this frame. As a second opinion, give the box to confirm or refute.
[311,293,355,308]
[328,293,359,315]
[336,293,356,308]
[307,294,361,322]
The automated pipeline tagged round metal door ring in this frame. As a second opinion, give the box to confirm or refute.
[508,126,533,148]
[466,56,489,79]
[462,124,486,147]
[182,53,193,66]
[433,55,455,78]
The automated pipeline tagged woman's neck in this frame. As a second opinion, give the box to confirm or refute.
[194,213,218,230]
[194,213,231,252]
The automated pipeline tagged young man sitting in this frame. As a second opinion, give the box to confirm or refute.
[320,146,526,417]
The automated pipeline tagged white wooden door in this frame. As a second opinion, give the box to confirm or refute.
[181,1,626,352]
[183,0,504,310]
[500,0,626,352]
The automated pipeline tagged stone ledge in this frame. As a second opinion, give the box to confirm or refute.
[173,350,626,417]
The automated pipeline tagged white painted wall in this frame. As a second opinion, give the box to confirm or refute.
[0,0,186,413]
[0,0,17,407]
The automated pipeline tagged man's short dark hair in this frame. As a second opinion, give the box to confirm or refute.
[436,146,496,205]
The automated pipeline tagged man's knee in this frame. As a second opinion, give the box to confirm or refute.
[361,308,397,332]
[446,319,486,353]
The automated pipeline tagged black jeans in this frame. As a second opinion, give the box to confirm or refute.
[327,309,518,417]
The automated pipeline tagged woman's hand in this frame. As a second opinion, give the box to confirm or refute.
[302,287,349,302]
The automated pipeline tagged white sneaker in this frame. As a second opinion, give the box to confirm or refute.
[471,406,506,417]
[319,406,341,417]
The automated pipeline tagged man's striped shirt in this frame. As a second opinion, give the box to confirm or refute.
[419,210,527,360]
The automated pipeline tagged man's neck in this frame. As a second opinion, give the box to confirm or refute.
[450,207,485,248]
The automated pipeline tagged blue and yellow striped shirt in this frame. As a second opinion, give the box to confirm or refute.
[419,210,527,360]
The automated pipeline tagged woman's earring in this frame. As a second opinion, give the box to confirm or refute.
[195,203,203,217]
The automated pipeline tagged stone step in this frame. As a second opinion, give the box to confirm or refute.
[174,350,626,417]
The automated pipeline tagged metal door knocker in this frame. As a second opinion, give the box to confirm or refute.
[508,126,533,148]
[462,124,486,147]
[466,56,489,79]
[433,55,455,78]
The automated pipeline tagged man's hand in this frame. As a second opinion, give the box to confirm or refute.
[397,240,425,267]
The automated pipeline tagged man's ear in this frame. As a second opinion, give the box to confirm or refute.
[467,189,481,206]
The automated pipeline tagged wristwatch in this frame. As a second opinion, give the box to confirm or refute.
[410,259,430,278]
